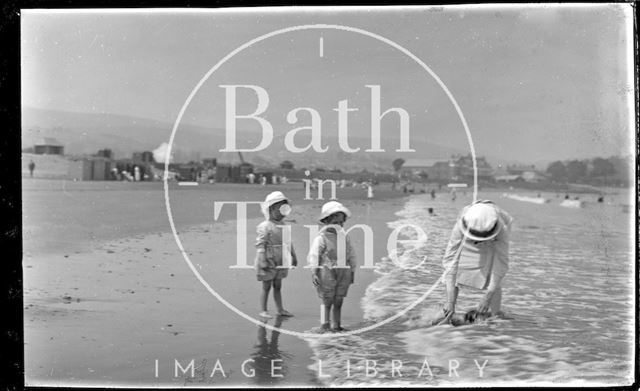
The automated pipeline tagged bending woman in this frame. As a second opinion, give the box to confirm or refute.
[442,200,513,319]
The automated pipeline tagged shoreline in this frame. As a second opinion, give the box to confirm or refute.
[22,178,405,257]
[23,181,407,387]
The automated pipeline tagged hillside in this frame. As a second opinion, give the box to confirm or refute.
[22,107,471,171]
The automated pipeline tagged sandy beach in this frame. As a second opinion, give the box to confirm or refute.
[23,179,406,387]
[23,179,635,387]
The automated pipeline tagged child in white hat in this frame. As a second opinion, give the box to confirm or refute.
[308,201,356,332]
[255,191,298,318]
[440,200,513,322]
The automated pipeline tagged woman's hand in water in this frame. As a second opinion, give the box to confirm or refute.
[444,301,455,316]
[477,291,494,313]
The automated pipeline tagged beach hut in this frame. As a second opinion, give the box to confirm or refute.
[90,157,111,180]
[67,158,92,180]
[215,161,254,183]
[67,156,112,181]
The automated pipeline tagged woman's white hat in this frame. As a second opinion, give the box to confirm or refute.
[460,201,502,241]
[319,201,351,223]
[261,191,289,218]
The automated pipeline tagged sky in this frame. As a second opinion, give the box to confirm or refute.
[21,5,635,164]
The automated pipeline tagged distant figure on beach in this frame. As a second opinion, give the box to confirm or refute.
[255,191,298,319]
[597,195,604,203]
[247,172,255,184]
[367,184,374,198]
[439,200,513,323]
[565,194,570,200]
[122,170,133,181]
[308,201,356,332]
[451,188,457,201]
[431,189,436,199]
[260,175,267,186]
[428,207,436,216]
[134,166,141,182]
[28,160,35,177]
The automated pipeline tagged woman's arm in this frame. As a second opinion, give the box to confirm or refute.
[442,220,464,313]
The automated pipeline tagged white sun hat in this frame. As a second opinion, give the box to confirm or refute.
[318,201,351,223]
[460,201,502,242]
[261,191,289,218]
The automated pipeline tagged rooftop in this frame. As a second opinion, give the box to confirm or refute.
[35,137,63,147]
[402,158,449,168]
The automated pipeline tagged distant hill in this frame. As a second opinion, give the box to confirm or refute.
[22,107,479,172]
[22,107,223,160]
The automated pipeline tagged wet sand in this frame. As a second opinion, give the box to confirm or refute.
[23,179,406,387]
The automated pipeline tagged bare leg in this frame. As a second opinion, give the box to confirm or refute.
[272,278,283,313]
[453,286,459,306]
[322,299,332,330]
[261,281,272,312]
[332,297,344,329]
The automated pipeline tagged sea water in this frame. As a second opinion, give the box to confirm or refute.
[305,191,634,386]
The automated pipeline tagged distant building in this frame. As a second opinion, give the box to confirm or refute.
[96,149,113,159]
[169,163,203,182]
[67,156,112,181]
[400,158,446,181]
[132,151,154,163]
[400,156,495,183]
[495,174,524,183]
[506,164,547,183]
[521,171,548,182]
[216,162,254,183]
[34,137,64,155]
[451,154,494,183]
[280,160,295,170]
[202,158,217,168]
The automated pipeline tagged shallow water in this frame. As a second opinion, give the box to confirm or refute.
[305,191,634,386]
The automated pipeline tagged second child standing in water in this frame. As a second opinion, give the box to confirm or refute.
[308,201,356,332]
[255,191,298,319]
